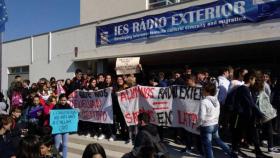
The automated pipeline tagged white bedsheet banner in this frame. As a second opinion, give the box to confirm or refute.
[69,87,113,124]
[117,85,202,134]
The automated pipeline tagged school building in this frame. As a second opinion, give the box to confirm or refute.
[1,0,280,92]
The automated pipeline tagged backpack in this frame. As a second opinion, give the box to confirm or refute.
[11,91,23,107]
[141,130,169,158]
[257,91,277,123]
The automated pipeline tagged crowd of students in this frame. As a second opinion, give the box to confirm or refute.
[0,65,280,158]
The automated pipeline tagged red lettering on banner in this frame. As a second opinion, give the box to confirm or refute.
[81,111,107,121]
[128,87,138,100]
[120,87,139,102]
[125,113,132,123]
[153,107,169,111]
[124,109,156,125]
[120,92,127,102]
[138,87,154,99]
[153,101,168,106]
[132,111,139,123]
[177,110,198,129]
[72,99,102,110]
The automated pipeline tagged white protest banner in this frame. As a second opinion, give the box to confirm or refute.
[116,57,140,75]
[117,85,202,134]
[69,87,113,124]
[117,86,172,126]
[171,85,202,134]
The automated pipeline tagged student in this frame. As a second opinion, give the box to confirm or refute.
[82,143,107,158]
[69,69,83,94]
[38,83,51,101]
[251,71,280,154]
[114,76,129,141]
[132,112,169,158]
[217,67,231,106]
[40,135,61,158]
[63,78,72,97]
[198,82,237,158]
[53,94,72,158]
[10,81,24,108]
[0,115,14,158]
[82,78,99,138]
[26,95,44,134]
[231,72,272,158]
[42,96,57,126]
[101,74,116,141]
[16,135,41,158]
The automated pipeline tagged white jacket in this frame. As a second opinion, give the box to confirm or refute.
[198,96,220,127]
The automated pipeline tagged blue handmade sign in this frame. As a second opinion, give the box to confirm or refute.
[50,109,79,134]
[96,0,280,46]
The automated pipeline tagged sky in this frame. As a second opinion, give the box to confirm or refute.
[3,0,80,41]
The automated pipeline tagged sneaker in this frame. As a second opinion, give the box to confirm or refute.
[93,135,98,139]
[108,137,114,141]
[97,134,105,140]
[262,140,268,147]
[268,147,280,154]
[125,139,131,144]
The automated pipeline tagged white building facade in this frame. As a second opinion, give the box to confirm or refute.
[2,0,280,92]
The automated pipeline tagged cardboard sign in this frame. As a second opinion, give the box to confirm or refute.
[50,109,79,134]
[116,57,140,75]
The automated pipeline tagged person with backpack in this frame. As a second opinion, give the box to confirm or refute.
[126,112,169,158]
[10,81,24,108]
[231,72,272,158]
[251,71,279,154]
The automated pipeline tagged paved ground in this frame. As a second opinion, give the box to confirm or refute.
[68,134,279,158]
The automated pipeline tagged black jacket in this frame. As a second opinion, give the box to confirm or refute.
[53,103,72,110]
[234,85,263,118]
[69,77,83,94]
[134,124,159,148]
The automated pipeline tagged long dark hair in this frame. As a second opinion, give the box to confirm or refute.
[82,143,106,158]
[17,135,41,158]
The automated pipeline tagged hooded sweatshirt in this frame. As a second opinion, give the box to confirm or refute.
[198,96,220,127]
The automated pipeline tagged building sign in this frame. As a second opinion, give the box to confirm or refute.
[96,0,280,46]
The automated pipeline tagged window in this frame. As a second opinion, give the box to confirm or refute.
[9,66,29,74]
[148,0,194,9]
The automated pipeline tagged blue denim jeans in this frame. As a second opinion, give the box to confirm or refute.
[200,124,232,158]
[54,133,69,158]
